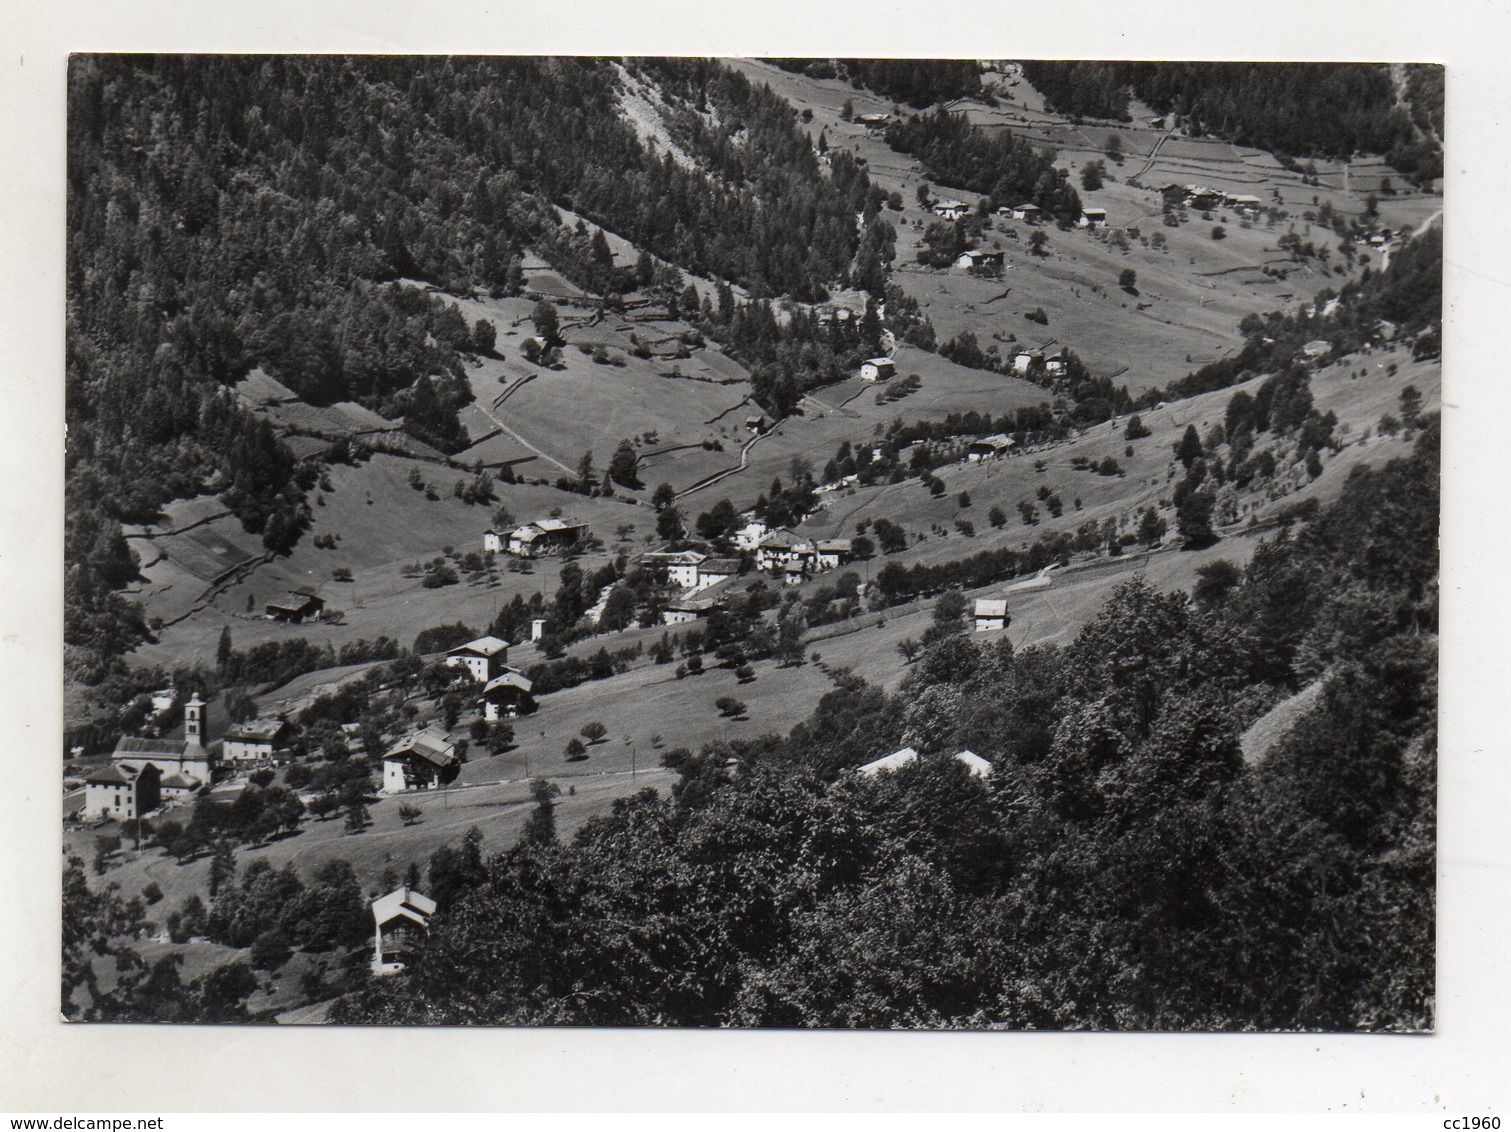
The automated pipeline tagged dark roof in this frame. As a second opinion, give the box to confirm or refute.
[113,736,192,758]
[86,764,135,785]
[226,719,286,742]
[700,558,742,574]
[266,591,324,612]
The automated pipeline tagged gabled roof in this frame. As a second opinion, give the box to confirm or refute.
[816,539,852,554]
[970,433,1015,450]
[482,669,534,696]
[863,356,894,367]
[643,550,708,567]
[267,590,322,612]
[974,598,1009,617]
[1014,202,1040,210]
[86,764,137,786]
[858,747,919,775]
[372,886,437,929]
[954,750,994,778]
[448,636,510,659]
[160,773,199,789]
[699,558,742,575]
[383,726,456,768]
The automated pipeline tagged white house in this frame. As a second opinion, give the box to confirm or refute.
[858,746,992,778]
[974,597,1008,632]
[222,718,288,764]
[734,520,769,551]
[642,549,708,591]
[85,762,160,822]
[372,887,436,976]
[859,357,895,383]
[953,750,994,778]
[1011,203,1041,222]
[479,670,535,721]
[932,199,970,220]
[1012,350,1041,374]
[381,727,458,794]
[482,530,503,554]
[445,636,511,682]
[1045,351,1066,377]
[1079,207,1107,228]
[953,249,1005,272]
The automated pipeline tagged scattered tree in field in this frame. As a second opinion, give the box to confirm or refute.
[1104,133,1124,162]
[987,505,1007,529]
[1176,488,1217,548]
[397,803,422,827]
[656,504,685,542]
[1124,414,1151,440]
[519,778,561,846]
[1137,506,1167,547]
[1211,225,1226,240]
[565,738,588,761]
[734,664,755,684]
[1029,230,1049,257]
[651,482,677,511]
[897,638,921,664]
[581,721,608,745]
[1192,559,1242,610]
[957,491,971,508]
[1119,268,1138,293]
[1399,385,1423,428]
[715,696,746,719]
[1081,160,1105,191]
[472,319,496,355]
[607,439,641,488]
[532,300,561,345]
[344,803,371,835]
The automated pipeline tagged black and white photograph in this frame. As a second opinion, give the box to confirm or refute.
[55,53,1446,1032]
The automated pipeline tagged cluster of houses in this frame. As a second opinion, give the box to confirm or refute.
[483,518,589,559]
[1169,184,1264,214]
[443,636,536,722]
[84,694,298,821]
[1012,348,1067,377]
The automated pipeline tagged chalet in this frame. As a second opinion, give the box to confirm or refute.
[506,519,587,558]
[932,199,970,220]
[966,434,1014,462]
[381,726,458,794]
[222,718,289,764]
[1010,203,1041,222]
[781,560,809,586]
[372,887,436,976]
[974,597,1009,632]
[85,762,160,822]
[745,414,768,434]
[112,693,214,786]
[445,636,511,683]
[662,594,721,625]
[734,520,769,550]
[1185,186,1222,210]
[815,539,853,571]
[482,530,503,554]
[755,528,816,572]
[1079,207,1107,228]
[697,558,742,587]
[1011,349,1040,375]
[953,248,1005,272]
[953,750,994,778]
[642,550,707,591]
[858,357,895,383]
[1045,351,1066,376]
[1375,319,1399,342]
[265,591,325,623]
[1226,194,1262,212]
[856,112,891,128]
[479,670,535,721]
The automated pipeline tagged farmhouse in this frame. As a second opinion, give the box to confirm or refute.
[446,636,511,682]
[745,414,767,434]
[222,718,289,764]
[1079,207,1107,228]
[755,528,816,572]
[371,886,436,976]
[506,518,587,558]
[856,112,891,128]
[858,357,895,383]
[479,670,536,721]
[932,199,970,220]
[1045,351,1066,376]
[953,249,1005,272]
[1185,186,1222,210]
[112,693,214,786]
[966,434,1015,462]
[1226,194,1262,212]
[265,591,325,623]
[1010,203,1041,222]
[482,530,503,554]
[662,593,722,625]
[85,762,161,822]
[974,597,1009,631]
[642,549,708,590]
[381,726,458,794]
[698,558,742,587]
[1012,349,1041,374]
[815,539,853,571]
